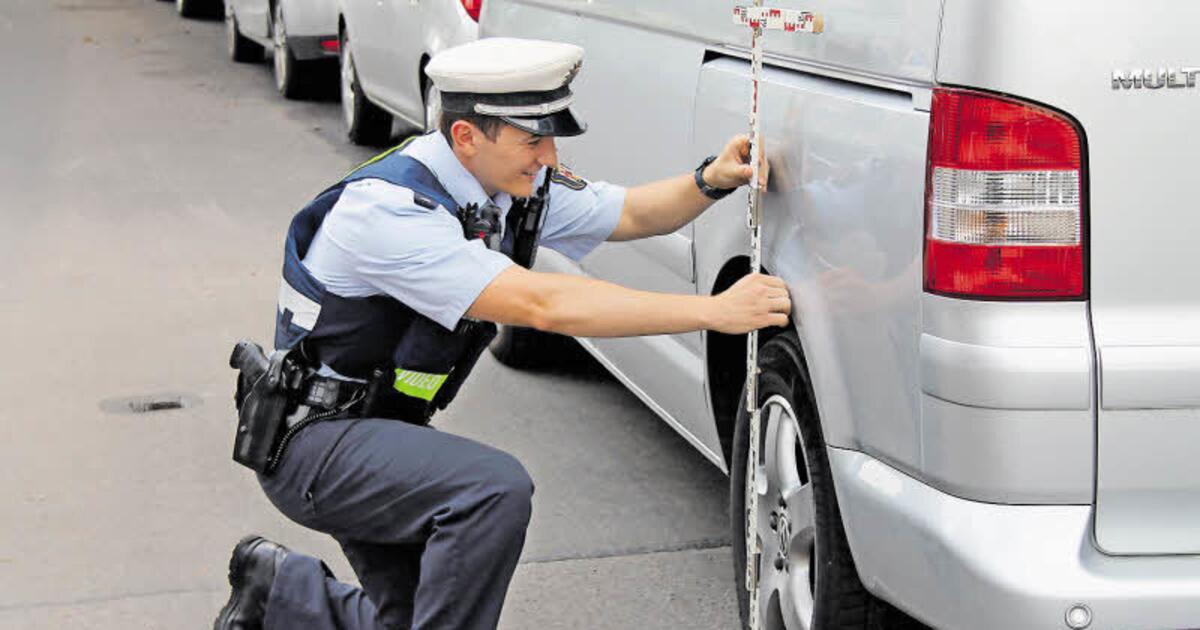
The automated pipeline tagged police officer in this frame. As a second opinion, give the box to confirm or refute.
[215,37,789,630]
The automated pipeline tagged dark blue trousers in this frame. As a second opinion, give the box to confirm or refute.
[257,417,534,630]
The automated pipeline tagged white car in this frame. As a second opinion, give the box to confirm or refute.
[225,0,340,99]
[336,0,480,145]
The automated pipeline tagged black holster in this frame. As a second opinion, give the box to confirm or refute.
[229,340,305,473]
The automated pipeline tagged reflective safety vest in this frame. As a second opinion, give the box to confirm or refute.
[274,143,521,422]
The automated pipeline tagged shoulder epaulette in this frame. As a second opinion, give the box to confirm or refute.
[413,193,438,210]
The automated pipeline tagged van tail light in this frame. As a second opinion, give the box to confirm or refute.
[924,89,1085,299]
[460,0,482,21]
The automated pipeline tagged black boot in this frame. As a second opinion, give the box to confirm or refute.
[213,535,289,630]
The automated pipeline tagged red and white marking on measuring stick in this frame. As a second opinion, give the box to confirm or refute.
[733,4,822,630]
[733,6,824,33]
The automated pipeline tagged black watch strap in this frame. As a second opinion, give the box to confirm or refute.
[694,155,736,200]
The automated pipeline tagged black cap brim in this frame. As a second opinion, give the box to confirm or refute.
[501,108,587,137]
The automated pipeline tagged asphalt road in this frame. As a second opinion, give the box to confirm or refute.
[0,1,739,627]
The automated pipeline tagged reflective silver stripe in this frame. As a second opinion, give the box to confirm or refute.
[473,94,574,117]
[277,281,321,331]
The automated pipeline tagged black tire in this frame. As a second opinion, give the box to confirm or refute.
[177,0,219,19]
[176,0,199,17]
[339,31,392,146]
[731,331,878,630]
[488,325,571,370]
[226,11,264,63]
[272,2,326,99]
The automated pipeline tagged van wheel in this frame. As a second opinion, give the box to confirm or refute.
[488,325,571,370]
[226,12,263,63]
[340,31,393,146]
[731,331,876,630]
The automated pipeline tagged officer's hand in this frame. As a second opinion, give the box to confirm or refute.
[703,134,770,191]
[709,273,791,334]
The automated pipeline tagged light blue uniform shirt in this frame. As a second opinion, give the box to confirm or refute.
[302,132,626,331]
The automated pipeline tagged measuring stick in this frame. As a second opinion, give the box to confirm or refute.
[732,5,822,629]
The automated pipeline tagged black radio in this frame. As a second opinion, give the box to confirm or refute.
[510,168,553,268]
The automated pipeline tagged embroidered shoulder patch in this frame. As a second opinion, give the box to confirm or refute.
[550,164,588,191]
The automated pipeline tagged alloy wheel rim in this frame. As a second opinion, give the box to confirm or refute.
[748,394,818,630]
[225,13,236,57]
[273,4,288,91]
[340,43,356,129]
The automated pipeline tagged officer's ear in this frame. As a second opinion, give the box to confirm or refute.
[450,119,481,157]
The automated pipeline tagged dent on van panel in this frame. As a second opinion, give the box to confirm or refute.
[693,57,928,473]
[767,73,927,470]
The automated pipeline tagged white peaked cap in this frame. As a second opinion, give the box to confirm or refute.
[426,38,588,136]
[426,38,584,95]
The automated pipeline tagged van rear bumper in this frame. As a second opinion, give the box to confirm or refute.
[829,447,1200,630]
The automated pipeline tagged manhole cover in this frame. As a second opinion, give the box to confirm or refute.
[99,393,202,415]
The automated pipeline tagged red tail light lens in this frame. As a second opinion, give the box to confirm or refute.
[319,37,339,53]
[460,0,482,21]
[924,89,1085,299]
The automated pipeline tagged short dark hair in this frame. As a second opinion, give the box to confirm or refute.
[439,111,503,146]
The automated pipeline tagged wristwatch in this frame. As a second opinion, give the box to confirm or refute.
[693,155,737,200]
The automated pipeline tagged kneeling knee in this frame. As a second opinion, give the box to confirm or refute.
[486,454,534,526]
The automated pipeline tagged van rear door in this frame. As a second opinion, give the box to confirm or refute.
[939,0,1200,555]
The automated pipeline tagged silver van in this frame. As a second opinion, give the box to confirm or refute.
[481,1,1200,629]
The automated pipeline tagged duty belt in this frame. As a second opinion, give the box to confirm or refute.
[230,338,440,476]
[299,375,366,415]
[287,372,433,429]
